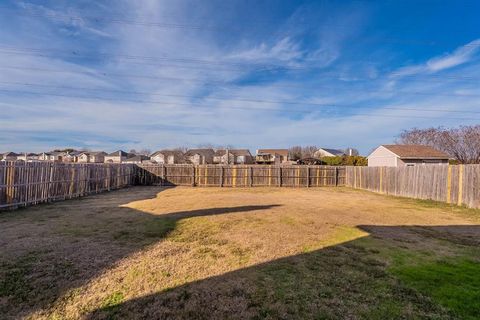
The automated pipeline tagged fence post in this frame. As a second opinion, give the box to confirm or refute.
[278,167,282,187]
[250,166,253,187]
[220,166,224,187]
[306,166,310,188]
[335,167,338,187]
[191,165,195,187]
[457,164,464,206]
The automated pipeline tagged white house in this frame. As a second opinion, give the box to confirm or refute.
[184,149,215,165]
[104,150,131,163]
[77,151,107,163]
[150,150,184,164]
[314,148,345,158]
[213,149,254,164]
[367,145,449,167]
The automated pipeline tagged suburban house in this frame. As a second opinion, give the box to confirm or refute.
[104,150,131,163]
[16,153,40,162]
[184,149,215,165]
[38,151,66,162]
[1,152,21,161]
[123,155,150,164]
[150,150,185,164]
[367,145,450,167]
[255,149,289,165]
[63,151,83,162]
[77,151,107,163]
[213,149,254,164]
[314,148,346,158]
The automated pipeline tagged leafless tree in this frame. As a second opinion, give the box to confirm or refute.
[397,125,480,163]
[138,148,152,156]
[302,145,318,158]
[288,146,303,161]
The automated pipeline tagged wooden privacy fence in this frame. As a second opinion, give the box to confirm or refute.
[345,165,480,209]
[136,164,345,188]
[0,162,136,210]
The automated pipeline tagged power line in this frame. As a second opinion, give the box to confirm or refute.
[1,6,479,48]
[0,46,479,83]
[0,78,480,103]
[1,88,479,121]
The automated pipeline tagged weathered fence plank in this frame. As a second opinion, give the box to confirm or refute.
[136,164,345,188]
[0,162,136,210]
[344,165,480,209]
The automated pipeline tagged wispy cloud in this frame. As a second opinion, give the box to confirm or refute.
[1,0,479,153]
[393,39,480,77]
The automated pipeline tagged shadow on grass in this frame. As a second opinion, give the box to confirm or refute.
[0,186,281,318]
[86,225,480,320]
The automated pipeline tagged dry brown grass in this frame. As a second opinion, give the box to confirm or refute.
[0,186,479,319]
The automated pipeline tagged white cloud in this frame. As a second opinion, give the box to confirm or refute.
[393,38,480,77]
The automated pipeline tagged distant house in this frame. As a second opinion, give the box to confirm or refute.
[104,150,131,163]
[314,148,345,158]
[367,145,449,167]
[184,149,215,165]
[123,155,150,164]
[255,149,289,165]
[38,151,65,162]
[1,152,21,161]
[150,150,185,164]
[213,149,254,164]
[77,151,107,163]
[63,151,82,163]
[16,153,40,162]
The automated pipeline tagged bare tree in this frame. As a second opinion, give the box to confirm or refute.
[288,146,303,161]
[174,146,189,153]
[302,145,318,158]
[138,148,152,156]
[397,125,480,164]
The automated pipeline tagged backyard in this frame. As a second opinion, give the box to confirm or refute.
[0,186,479,319]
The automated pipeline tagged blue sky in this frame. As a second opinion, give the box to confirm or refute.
[0,0,479,154]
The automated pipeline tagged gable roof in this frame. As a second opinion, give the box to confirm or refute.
[380,145,449,159]
[151,150,184,157]
[107,150,129,157]
[124,155,149,162]
[317,148,345,156]
[257,149,289,157]
[185,149,215,157]
[214,149,252,157]
[3,152,21,157]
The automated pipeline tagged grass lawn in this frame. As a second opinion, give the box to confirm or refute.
[0,186,479,319]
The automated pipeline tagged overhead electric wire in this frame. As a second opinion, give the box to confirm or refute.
[1,6,479,48]
[0,77,480,101]
[1,88,479,121]
[0,46,479,83]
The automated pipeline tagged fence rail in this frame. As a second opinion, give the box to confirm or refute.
[136,164,345,188]
[345,165,480,209]
[2,162,479,211]
[0,162,136,209]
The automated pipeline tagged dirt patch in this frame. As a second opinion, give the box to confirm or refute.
[0,186,479,319]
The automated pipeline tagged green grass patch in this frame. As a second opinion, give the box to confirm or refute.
[391,258,480,320]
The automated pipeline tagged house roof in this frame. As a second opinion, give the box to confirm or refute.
[124,155,149,162]
[107,150,129,157]
[151,150,184,157]
[257,149,289,157]
[3,152,21,157]
[380,145,449,159]
[214,149,252,157]
[318,148,345,156]
[79,151,107,156]
[185,149,215,157]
